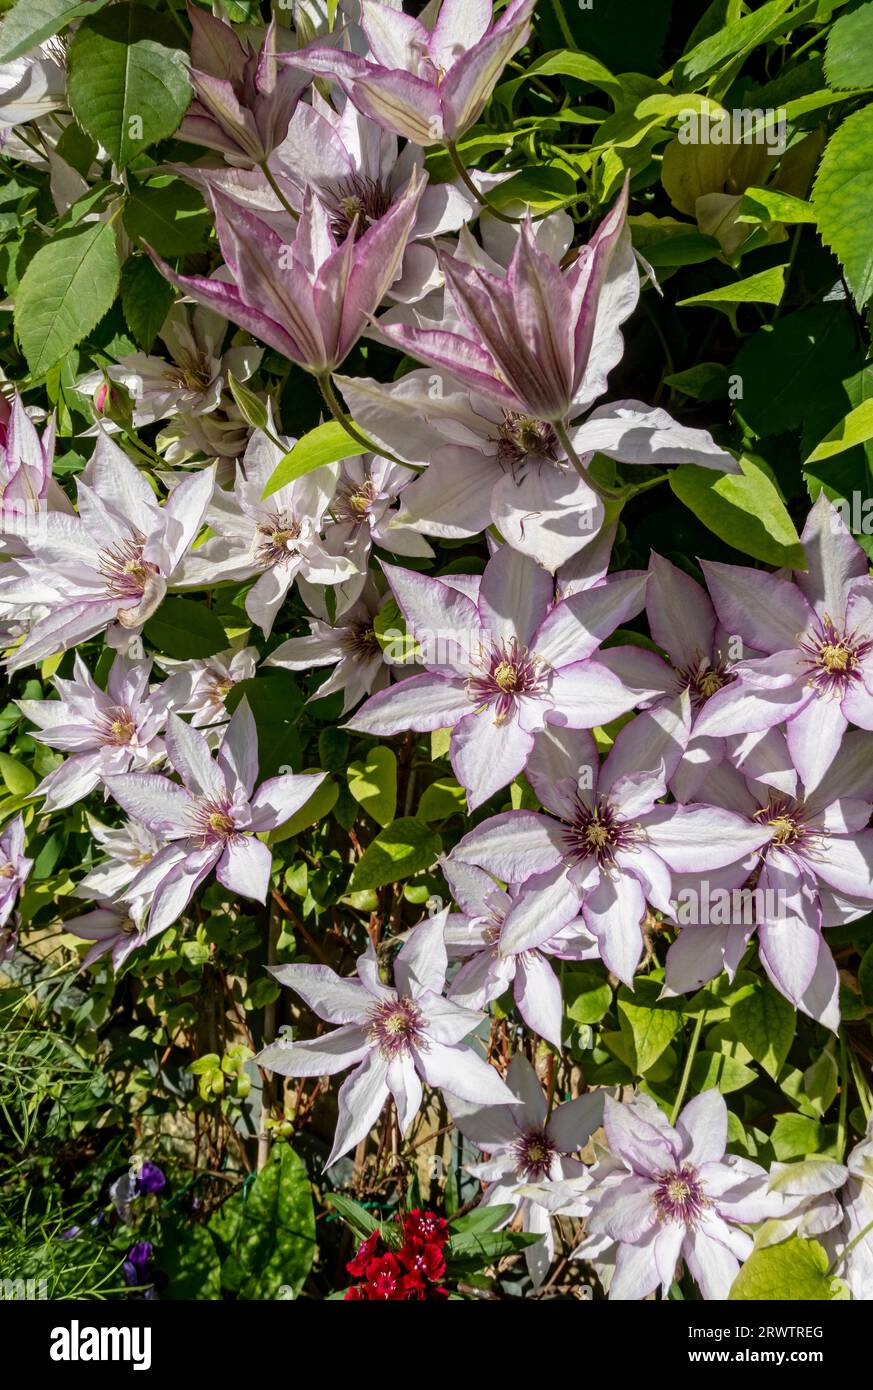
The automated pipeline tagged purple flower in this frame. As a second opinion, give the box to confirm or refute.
[452,703,770,983]
[0,813,32,928]
[122,1241,154,1287]
[148,175,423,377]
[104,701,326,934]
[156,645,259,728]
[135,1161,166,1197]
[19,653,173,811]
[180,9,309,166]
[283,0,535,147]
[694,495,873,787]
[446,1054,604,1285]
[581,1089,784,1300]
[0,433,215,670]
[664,726,873,1030]
[347,544,657,809]
[376,187,635,425]
[838,1116,873,1299]
[442,857,598,1048]
[75,817,164,901]
[258,909,515,1168]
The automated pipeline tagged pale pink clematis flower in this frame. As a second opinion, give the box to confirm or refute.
[104,701,325,935]
[258,909,516,1168]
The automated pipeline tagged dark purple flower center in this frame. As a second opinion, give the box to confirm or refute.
[652,1163,709,1225]
[799,614,873,694]
[328,174,393,241]
[677,653,736,708]
[367,996,425,1059]
[563,796,639,868]
[495,412,560,470]
[98,533,159,604]
[255,512,302,568]
[513,1127,557,1180]
[341,621,382,660]
[466,637,549,724]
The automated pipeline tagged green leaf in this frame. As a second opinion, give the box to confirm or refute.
[814,104,873,307]
[15,221,120,376]
[688,1050,756,1095]
[495,48,621,107]
[209,1145,315,1300]
[771,1112,830,1160]
[735,303,864,438]
[617,983,683,1075]
[262,421,354,497]
[490,164,578,214]
[349,817,442,891]
[731,980,795,1079]
[677,266,786,325]
[675,0,801,86]
[67,4,190,169]
[124,176,212,256]
[144,597,227,660]
[326,1193,382,1241]
[418,776,466,821]
[737,186,817,225]
[0,0,110,64]
[805,397,873,463]
[728,1237,846,1300]
[564,968,613,1026]
[159,1217,222,1300]
[120,254,175,352]
[347,747,397,828]
[669,455,805,567]
[0,752,35,796]
[825,1,873,90]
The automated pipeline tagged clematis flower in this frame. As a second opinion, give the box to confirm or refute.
[257,909,515,1168]
[76,296,262,450]
[147,176,423,376]
[178,428,356,636]
[18,653,172,811]
[65,896,158,972]
[580,1089,784,1300]
[694,495,873,788]
[282,0,535,147]
[337,365,734,571]
[0,813,32,928]
[74,816,164,902]
[0,391,71,552]
[266,582,392,713]
[446,1053,604,1285]
[758,1157,849,1253]
[180,9,310,166]
[346,544,658,809]
[0,433,215,670]
[0,42,67,132]
[156,644,259,728]
[104,701,325,935]
[261,93,485,299]
[451,702,771,983]
[663,726,873,1031]
[442,857,598,1048]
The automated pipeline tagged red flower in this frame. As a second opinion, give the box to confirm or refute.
[346,1231,381,1277]
[361,1253,407,1300]
[402,1209,448,1246]
[400,1237,446,1283]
